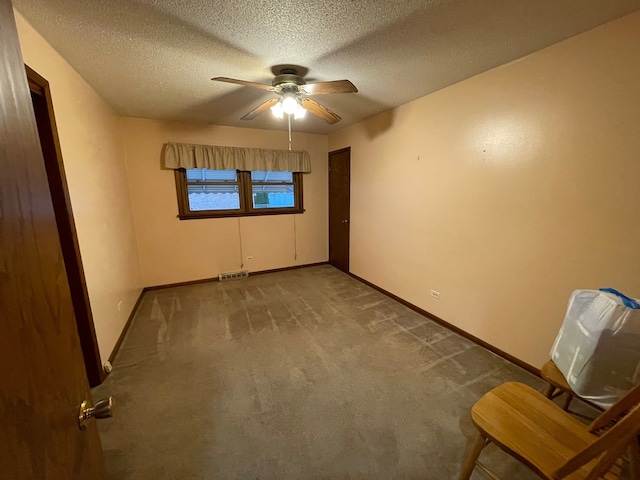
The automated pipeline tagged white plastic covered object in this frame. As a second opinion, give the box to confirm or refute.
[550,289,640,408]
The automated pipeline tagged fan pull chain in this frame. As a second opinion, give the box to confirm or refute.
[288,114,292,151]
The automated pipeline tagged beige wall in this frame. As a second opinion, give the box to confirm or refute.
[120,118,328,287]
[15,11,143,362]
[329,12,640,369]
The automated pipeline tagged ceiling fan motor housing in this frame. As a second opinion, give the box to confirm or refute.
[272,72,306,95]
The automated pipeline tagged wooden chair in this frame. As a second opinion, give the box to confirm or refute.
[458,381,640,480]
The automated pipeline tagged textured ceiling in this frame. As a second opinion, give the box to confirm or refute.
[14,0,640,134]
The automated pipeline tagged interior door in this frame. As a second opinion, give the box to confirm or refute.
[0,2,106,478]
[328,147,351,273]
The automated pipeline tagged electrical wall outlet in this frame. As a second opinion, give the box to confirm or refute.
[430,290,441,299]
[246,256,254,261]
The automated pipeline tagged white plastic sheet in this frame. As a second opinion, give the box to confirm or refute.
[550,289,640,408]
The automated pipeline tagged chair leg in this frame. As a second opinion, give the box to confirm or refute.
[628,438,640,480]
[459,432,489,480]
[543,384,555,398]
[561,394,572,411]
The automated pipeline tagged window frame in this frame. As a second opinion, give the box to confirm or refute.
[174,168,304,219]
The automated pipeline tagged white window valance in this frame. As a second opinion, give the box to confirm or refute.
[163,142,311,173]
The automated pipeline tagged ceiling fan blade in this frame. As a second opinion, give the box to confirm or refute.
[241,98,279,120]
[212,77,274,91]
[300,80,357,95]
[300,98,341,125]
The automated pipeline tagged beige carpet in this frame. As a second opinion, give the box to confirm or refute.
[93,265,598,479]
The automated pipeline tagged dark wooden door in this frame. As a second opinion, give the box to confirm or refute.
[328,148,351,273]
[0,3,106,478]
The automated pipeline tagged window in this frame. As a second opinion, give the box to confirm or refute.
[175,168,303,219]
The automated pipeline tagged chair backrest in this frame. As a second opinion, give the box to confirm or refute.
[554,387,640,480]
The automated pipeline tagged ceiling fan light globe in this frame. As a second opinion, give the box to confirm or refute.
[271,102,284,119]
[281,94,298,115]
[294,105,307,120]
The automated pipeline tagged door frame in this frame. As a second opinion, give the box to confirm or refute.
[27,65,104,386]
[328,147,351,273]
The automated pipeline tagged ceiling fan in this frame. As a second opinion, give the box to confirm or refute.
[212,69,357,125]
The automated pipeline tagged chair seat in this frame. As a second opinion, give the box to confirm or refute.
[472,382,601,479]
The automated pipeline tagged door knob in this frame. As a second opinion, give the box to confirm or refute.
[78,396,114,430]
[342,219,349,224]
